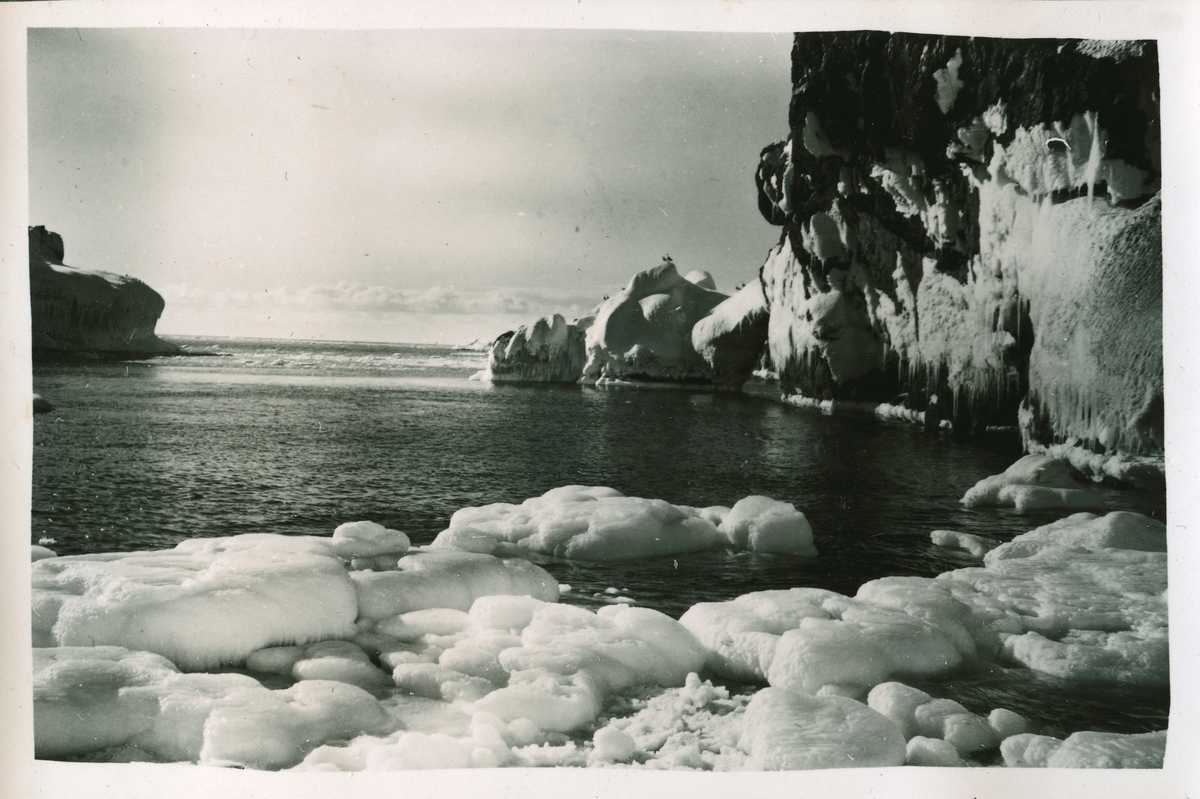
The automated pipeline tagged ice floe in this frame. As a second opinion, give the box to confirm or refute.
[32,534,361,670]
[33,646,392,767]
[431,486,816,559]
[350,549,559,619]
[961,454,1106,512]
[29,502,1166,770]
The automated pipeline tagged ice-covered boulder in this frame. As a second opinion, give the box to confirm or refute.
[430,486,816,560]
[690,279,771,389]
[581,259,729,385]
[753,34,1161,460]
[480,313,593,383]
[29,225,177,358]
[32,534,359,671]
[960,454,1106,512]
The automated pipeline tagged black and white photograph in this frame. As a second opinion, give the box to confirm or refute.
[4,1,1199,797]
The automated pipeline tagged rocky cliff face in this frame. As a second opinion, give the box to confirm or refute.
[753,33,1161,457]
[30,226,177,358]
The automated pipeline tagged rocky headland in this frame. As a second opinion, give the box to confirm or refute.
[29,225,177,360]
[486,34,1163,484]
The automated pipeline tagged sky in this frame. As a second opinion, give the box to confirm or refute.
[28,28,793,344]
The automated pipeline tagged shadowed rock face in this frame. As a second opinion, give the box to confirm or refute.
[30,226,177,359]
[754,33,1161,455]
[691,280,771,390]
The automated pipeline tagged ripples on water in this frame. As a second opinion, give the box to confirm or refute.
[30,335,1168,735]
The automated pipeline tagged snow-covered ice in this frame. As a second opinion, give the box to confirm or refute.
[930,529,994,557]
[350,548,559,619]
[1001,730,1166,768]
[331,520,410,561]
[679,586,968,694]
[739,687,907,769]
[431,486,816,560]
[29,502,1165,770]
[33,646,392,767]
[32,534,360,670]
[961,454,1106,512]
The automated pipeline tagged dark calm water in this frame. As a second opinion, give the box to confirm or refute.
[30,336,1168,736]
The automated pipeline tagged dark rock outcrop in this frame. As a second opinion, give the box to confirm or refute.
[753,33,1161,457]
[30,226,177,359]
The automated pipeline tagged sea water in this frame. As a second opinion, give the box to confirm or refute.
[30,335,1169,736]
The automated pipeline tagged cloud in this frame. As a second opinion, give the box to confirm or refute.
[160,281,601,319]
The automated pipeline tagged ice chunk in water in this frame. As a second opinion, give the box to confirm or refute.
[961,454,1105,512]
[332,520,410,559]
[431,486,816,560]
[738,687,906,769]
[1001,730,1166,768]
[33,534,358,670]
[351,549,559,620]
[716,496,816,556]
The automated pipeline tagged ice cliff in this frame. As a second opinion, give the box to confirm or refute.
[752,34,1161,458]
[29,225,177,358]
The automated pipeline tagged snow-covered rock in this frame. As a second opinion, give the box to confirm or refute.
[430,486,816,560]
[754,34,1161,461]
[691,279,771,389]
[480,313,593,383]
[582,259,728,385]
[29,225,177,357]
